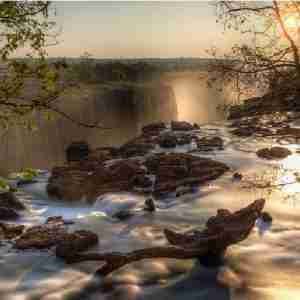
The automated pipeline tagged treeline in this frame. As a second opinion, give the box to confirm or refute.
[61,57,218,84]
[66,60,161,83]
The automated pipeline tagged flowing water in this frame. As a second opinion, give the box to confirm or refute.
[1,120,300,300]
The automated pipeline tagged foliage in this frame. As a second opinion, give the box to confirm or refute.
[67,59,160,84]
[0,177,10,191]
[9,168,39,182]
[0,2,106,130]
[209,1,300,102]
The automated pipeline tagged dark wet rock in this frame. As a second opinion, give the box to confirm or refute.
[196,136,224,151]
[119,139,155,158]
[171,121,194,131]
[233,173,243,181]
[48,158,146,201]
[56,230,98,259]
[193,123,200,130]
[176,134,192,145]
[45,216,65,226]
[15,223,68,250]
[261,212,273,223]
[277,126,300,137]
[0,222,25,239]
[256,147,292,160]
[88,147,118,162]
[66,141,90,162]
[142,122,166,136]
[14,217,98,253]
[144,198,155,212]
[0,191,25,210]
[175,186,195,197]
[45,216,74,226]
[158,133,177,148]
[112,210,133,221]
[0,207,19,220]
[231,126,255,137]
[146,153,229,197]
[130,175,152,189]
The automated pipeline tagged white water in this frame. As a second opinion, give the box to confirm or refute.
[1,122,300,300]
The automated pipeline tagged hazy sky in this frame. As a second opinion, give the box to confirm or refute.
[45,1,240,58]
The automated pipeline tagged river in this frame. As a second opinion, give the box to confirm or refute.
[0,118,299,300]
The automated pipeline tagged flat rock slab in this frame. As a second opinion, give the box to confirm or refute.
[256,147,292,160]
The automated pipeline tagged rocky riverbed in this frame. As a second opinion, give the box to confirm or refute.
[0,118,300,300]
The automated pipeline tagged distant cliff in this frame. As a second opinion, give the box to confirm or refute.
[0,82,177,174]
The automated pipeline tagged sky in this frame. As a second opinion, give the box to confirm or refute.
[43,1,240,58]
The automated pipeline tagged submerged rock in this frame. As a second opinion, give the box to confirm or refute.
[0,191,25,210]
[256,147,292,160]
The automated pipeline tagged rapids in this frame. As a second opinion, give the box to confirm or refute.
[1,121,300,300]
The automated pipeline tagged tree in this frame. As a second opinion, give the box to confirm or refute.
[0,1,106,129]
[210,1,300,103]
